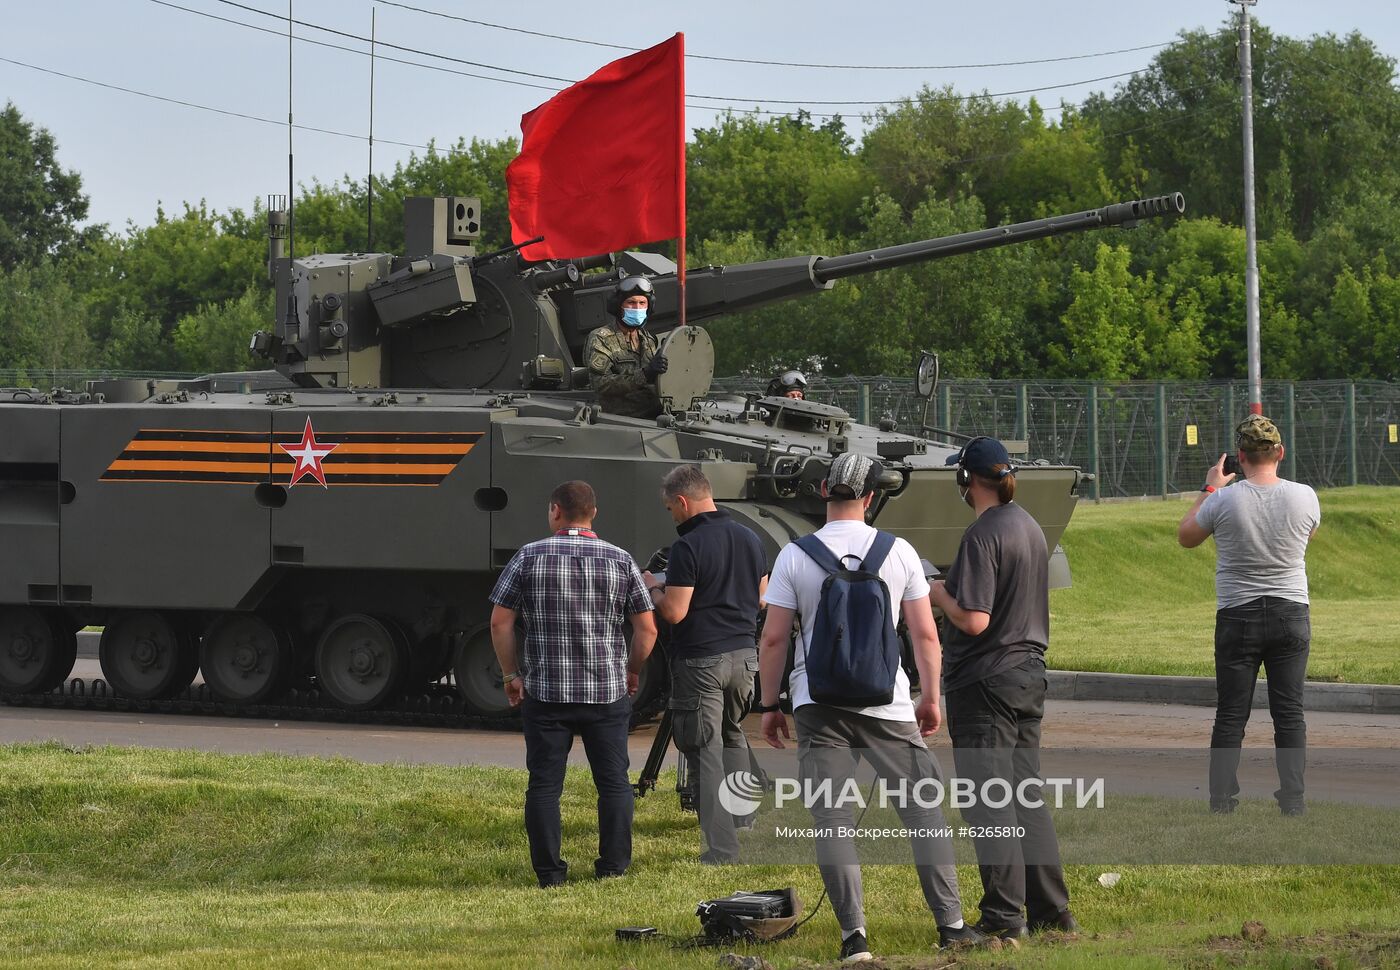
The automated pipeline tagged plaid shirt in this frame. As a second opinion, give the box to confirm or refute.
[489,531,653,704]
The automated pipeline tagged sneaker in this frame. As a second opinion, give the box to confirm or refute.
[1029,910,1081,935]
[839,930,874,963]
[938,923,990,949]
[1210,798,1238,815]
[1280,803,1306,817]
[974,920,1029,941]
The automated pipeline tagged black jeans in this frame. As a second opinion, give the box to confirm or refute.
[1209,596,1310,810]
[945,657,1070,930]
[520,694,634,886]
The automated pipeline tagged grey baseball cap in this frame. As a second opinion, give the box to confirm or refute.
[826,452,877,500]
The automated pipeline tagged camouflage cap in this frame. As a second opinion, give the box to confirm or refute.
[1235,414,1282,452]
[826,452,877,500]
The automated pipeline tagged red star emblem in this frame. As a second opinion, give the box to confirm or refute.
[279,417,339,488]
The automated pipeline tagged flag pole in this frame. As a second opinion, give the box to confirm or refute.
[676,32,687,331]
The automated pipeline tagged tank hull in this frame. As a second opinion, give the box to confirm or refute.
[0,385,1080,715]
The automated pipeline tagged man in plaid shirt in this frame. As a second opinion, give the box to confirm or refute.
[489,480,657,887]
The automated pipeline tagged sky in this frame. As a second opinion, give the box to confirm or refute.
[3,0,1399,232]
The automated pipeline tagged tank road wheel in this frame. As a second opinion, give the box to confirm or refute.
[99,610,198,700]
[453,624,513,717]
[199,613,291,704]
[0,607,77,694]
[314,614,407,711]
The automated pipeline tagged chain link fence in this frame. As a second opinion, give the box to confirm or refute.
[713,377,1400,498]
[0,369,199,387]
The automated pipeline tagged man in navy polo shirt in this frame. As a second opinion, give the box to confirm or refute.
[644,464,768,863]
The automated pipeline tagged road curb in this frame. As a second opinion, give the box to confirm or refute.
[1047,669,1400,716]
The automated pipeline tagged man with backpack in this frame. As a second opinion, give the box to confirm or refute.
[757,452,986,963]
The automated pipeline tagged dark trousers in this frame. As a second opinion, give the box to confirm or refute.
[520,694,634,886]
[946,658,1070,930]
[669,649,757,862]
[1209,596,1310,810]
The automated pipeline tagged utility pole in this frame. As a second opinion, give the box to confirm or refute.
[1231,0,1263,416]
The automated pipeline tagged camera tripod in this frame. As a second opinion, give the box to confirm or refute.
[633,706,771,812]
[633,707,695,809]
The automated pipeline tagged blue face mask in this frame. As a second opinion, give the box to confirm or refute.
[621,307,648,328]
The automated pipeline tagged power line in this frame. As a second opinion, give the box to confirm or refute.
[196,0,1168,109]
[0,49,1237,187]
[372,0,1179,71]
[0,54,445,154]
[148,0,562,92]
[211,0,573,83]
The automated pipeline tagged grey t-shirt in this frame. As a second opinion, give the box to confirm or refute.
[941,502,1050,693]
[1195,478,1321,609]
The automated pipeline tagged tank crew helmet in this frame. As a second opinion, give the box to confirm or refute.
[608,275,655,327]
[766,370,807,398]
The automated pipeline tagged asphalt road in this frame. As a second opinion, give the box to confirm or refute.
[4,691,1397,804]
[27,634,1396,809]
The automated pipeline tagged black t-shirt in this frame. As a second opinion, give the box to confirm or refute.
[940,502,1050,692]
[665,509,768,658]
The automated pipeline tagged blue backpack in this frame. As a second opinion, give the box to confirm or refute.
[794,531,901,707]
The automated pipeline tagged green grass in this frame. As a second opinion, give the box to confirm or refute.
[1,743,1398,969]
[1049,486,1400,684]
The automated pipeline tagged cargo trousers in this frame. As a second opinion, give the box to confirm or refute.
[668,648,758,863]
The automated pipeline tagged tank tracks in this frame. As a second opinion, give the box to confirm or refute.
[0,678,667,731]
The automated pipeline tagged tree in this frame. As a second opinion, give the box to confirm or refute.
[1082,25,1400,239]
[171,286,272,374]
[687,112,872,246]
[0,262,93,372]
[0,102,100,271]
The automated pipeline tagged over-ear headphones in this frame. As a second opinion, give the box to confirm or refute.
[955,436,1014,488]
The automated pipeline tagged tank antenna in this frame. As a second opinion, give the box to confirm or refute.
[286,0,295,260]
[367,6,376,251]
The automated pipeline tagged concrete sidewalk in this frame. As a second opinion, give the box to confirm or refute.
[1047,669,1400,715]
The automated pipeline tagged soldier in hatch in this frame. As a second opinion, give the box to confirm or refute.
[585,275,669,418]
[766,370,807,400]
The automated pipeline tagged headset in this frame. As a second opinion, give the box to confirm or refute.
[954,436,1015,489]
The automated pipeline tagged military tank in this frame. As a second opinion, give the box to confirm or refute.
[0,191,1183,721]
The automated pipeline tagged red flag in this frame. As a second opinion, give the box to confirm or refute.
[506,34,685,263]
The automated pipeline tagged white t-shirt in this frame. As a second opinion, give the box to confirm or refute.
[765,519,930,722]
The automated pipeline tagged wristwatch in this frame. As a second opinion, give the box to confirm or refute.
[502,671,521,685]
[753,699,782,714]
[1200,484,1216,494]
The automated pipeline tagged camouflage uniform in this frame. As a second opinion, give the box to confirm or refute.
[585,325,663,418]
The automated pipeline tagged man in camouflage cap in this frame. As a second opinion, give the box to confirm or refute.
[1178,414,1321,817]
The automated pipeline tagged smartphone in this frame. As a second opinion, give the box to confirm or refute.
[1224,454,1241,476]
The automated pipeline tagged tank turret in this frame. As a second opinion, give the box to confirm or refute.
[251,193,1185,395]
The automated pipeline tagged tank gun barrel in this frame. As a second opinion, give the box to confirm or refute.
[596,192,1185,334]
[811,193,1185,283]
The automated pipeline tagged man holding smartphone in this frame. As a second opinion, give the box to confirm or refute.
[1178,415,1321,815]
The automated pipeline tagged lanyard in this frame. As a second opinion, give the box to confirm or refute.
[554,528,598,539]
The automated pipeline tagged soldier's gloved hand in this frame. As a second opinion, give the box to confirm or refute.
[644,355,669,380]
